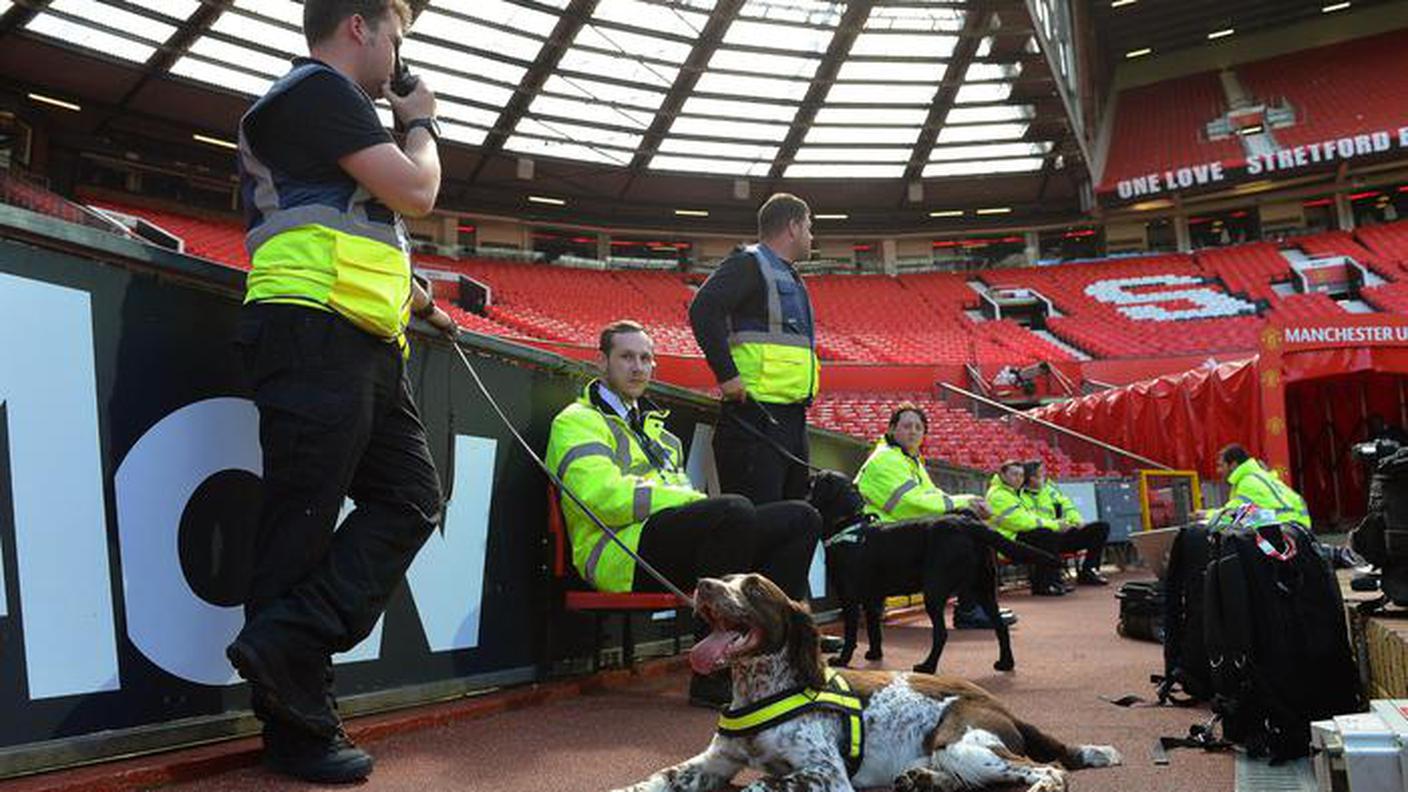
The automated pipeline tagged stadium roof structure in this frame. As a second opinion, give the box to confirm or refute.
[0,0,1094,230]
[2,0,1393,231]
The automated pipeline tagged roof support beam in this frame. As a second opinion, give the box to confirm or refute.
[468,0,598,184]
[902,3,993,184]
[619,0,743,192]
[766,0,874,182]
[102,0,235,127]
[0,0,52,41]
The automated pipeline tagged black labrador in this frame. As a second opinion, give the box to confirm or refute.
[809,470,1058,674]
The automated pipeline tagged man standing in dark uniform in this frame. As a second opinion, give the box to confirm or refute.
[689,193,819,504]
[226,0,456,782]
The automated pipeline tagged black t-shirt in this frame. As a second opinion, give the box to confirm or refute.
[247,60,393,183]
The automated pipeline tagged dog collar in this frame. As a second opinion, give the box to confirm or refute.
[823,516,874,548]
[716,668,864,777]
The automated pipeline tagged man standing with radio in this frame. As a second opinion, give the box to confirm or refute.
[228,0,455,782]
[689,193,820,504]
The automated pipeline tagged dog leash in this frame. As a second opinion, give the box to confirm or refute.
[446,335,695,608]
[719,395,826,474]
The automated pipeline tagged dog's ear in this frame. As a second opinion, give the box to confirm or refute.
[785,599,826,690]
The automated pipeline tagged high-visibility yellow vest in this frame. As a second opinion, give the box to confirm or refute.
[1222,458,1311,529]
[728,245,819,404]
[986,475,1056,540]
[854,437,978,522]
[544,381,705,592]
[1022,481,1084,526]
[239,60,413,346]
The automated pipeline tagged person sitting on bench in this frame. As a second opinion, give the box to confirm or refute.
[544,320,820,707]
[1021,460,1109,587]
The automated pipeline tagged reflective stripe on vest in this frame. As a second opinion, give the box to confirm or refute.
[1247,471,1310,524]
[716,668,864,777]
[239,61,412,342]
[883,480,918,513]
[726,246,819,404]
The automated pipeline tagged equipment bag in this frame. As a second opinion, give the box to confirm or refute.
[1203,524,1365,762]
[1161,525,1213,701]
[1116,580,1165,643]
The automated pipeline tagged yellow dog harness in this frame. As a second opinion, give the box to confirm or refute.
[716,668,865,776]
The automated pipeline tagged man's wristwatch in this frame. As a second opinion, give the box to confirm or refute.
[413,298,437,320]
[405,117,441,142]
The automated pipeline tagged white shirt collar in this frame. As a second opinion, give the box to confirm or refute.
[595,381,636,421]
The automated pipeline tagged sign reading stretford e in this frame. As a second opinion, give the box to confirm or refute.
[1111,125,1408,200]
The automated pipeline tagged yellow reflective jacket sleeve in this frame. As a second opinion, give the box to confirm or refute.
[855,441,977,522]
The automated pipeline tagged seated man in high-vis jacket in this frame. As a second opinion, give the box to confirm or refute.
[1215,444,1311,530]
[545,320,820,707]
[854,404,1016,628]
[987,460,1069,596]
[1021,460,1109,587]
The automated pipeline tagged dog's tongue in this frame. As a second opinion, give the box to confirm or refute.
[689,627,742,675]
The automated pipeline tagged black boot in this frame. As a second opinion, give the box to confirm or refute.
[262,722,373,783]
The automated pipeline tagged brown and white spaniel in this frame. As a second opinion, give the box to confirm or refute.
[612,574,1120,792]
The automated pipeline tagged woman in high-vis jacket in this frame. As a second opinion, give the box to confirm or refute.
[854,404,1016,628]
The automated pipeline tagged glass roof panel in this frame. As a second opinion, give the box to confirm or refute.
[825,83,936,105]
[954,82,1013,104]
[211,12,306,57]
[27,12,158,62]
[739,0,843,25]
[785,163,906,178]
[441,121,489,147]
[401,39,527,86]
[670,117,791,142]
[835,60,945,83]
[437,100,501,129]
[707,48,820,80]
[804,126,920,145]
[460,0,560,35]
[648,155,771,177]
[694,72,809,101]
[657,139,778,160]
[48,0,179,42]
[169,57,273,95]
[936,122,1029,144]
[232,0,301,27]
[419,67,515,109]
[517,117,643,150]
[850,33,958,58]
[722,19,836,54]
[792,147,911,163]
[574,25,694,63]
[813,107,927,125]
[126,0,202,21]
[185,37,290,78]
[929,141,1052,161]
[558,48,678,89]
[923,157,1045,178]
[965,62,1021,81]
[413,10,546,62]
[541,75,666,110]
[592,0,710,38]
[864,4,964,32]
[947,105,1034,124]
[505,136,634,166]
[680,96,798,123]
[529,94,656,129]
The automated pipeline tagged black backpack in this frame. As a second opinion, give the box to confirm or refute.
[1203,524,1366,761]
[1116,580,1164,643]
[1161,525,1213,701]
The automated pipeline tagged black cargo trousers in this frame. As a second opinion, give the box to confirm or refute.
[235,303,441,719]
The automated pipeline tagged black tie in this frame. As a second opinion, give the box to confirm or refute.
[627,406,643,434]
